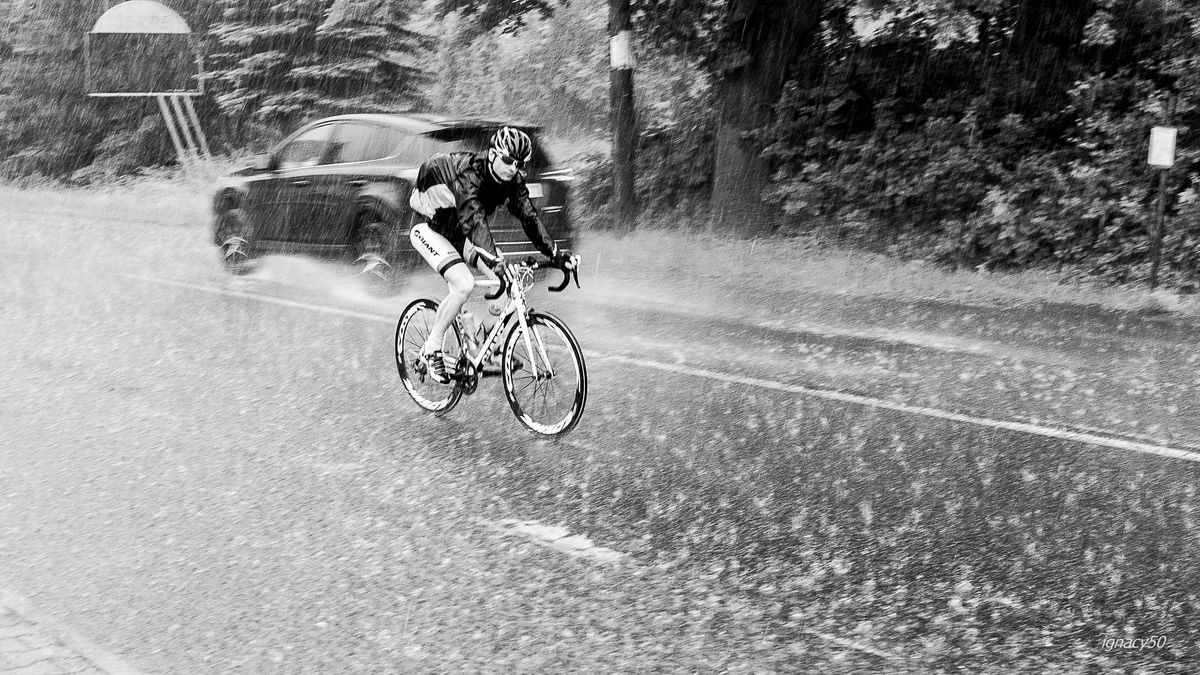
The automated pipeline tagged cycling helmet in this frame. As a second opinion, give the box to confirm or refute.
[490,127,532,163]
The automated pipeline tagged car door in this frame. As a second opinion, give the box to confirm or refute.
[290,122,402,245]
[251,123,335,244]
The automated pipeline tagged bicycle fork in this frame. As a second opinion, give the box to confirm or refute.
[513,310,555,381]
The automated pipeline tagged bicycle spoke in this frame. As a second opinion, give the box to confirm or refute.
[396,299,461,414]
[502,312,587,436]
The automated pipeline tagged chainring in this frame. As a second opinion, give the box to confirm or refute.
[456,358,479,395]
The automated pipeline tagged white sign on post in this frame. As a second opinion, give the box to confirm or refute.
[610,30,635,70]
[1148,126,1177,168]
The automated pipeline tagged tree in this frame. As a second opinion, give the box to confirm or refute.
[207,0,429,137]
[433,0,558,32]
[419,1,608,133]
[433,0,641,228]
[708,0,823,234]
[634,0,824,235]
[610,0,638,227]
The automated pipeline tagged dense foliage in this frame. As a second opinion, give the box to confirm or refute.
[208,0,429,141]
[2,0,1199,287]
[757,0,1200,288]
[415,0,608,136]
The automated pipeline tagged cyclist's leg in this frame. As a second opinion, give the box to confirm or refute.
[463,239,504,333]
[409,223,473,378]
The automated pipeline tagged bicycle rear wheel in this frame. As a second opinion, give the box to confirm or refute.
[501,311,587,436]
[395,298,463,414]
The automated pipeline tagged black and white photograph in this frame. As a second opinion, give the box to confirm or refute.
[1,0,1197,672]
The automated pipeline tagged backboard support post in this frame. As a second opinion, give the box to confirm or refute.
[86,1,210,167]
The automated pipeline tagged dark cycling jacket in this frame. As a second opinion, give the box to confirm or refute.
[414,152,556,265]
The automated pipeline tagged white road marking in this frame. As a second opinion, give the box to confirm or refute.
[479,516,900,658]
[800,629,903,661]
[123,274,1200,464]
[600,354,1200,463]
[121,274,391,322]
[478,519,628,564]
[579,287,1071,363]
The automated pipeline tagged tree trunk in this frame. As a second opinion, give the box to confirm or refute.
[609,0,637,229]
[711,0,821,236]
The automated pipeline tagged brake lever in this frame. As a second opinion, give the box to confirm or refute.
[549,266,570,293]
[484,272,508,300]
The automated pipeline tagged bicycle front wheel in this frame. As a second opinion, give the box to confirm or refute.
[501,311,587,437]
[395,298,463,415]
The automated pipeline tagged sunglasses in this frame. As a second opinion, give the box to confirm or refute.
[494,151,527,171]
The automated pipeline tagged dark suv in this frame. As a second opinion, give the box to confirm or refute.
[212,113,574,278]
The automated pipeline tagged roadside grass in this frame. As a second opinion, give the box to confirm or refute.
[5,166,1196,317]
[0,160,239,228]
[580,227,1200,319]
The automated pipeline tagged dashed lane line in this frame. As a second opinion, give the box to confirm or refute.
[122,273,1200,464]
[477,519,629,564]
[122,274,390,323]
[475,517,905,661]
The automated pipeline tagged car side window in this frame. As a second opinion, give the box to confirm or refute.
[327,123,406,164]
[393,134,450,165]
[277,125,333,169]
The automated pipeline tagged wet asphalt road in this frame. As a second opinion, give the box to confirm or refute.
[1,186,1198,672]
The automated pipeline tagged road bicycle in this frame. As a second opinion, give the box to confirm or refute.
[394,257,588,437]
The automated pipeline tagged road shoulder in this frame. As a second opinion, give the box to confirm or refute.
[0,586,144,675]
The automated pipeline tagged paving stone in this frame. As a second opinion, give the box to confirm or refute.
[3,659,72,675]
[17,634,72,656]
[46,656,101,674]
[1,587,144,674]
[2,647,56,668]
[0,636,33,653]
[0,623,36,640]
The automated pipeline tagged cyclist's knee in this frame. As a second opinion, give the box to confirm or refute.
[444,264,474,297]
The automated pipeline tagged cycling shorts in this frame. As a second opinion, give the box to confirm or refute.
[410,222,493,277]
[410,222,463,276]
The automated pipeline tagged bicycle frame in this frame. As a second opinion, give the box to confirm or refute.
[458,266,555,380]
[395,255,585,436]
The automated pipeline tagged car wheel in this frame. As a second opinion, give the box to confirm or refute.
[353,215,395,288]
[386,209,425,277]
[214,208,257,275]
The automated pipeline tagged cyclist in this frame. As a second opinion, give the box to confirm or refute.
[408,126,574,384]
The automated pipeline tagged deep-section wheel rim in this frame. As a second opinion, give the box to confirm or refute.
[501,311,587,436]
[395,299,462,414]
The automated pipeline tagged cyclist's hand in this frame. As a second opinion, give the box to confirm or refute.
[491,258,514,281]
[551,250,578,270]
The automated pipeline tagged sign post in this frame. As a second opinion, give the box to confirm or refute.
[609,0,637,228]
[85,0,210,165]
[1147,95,1178,290]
